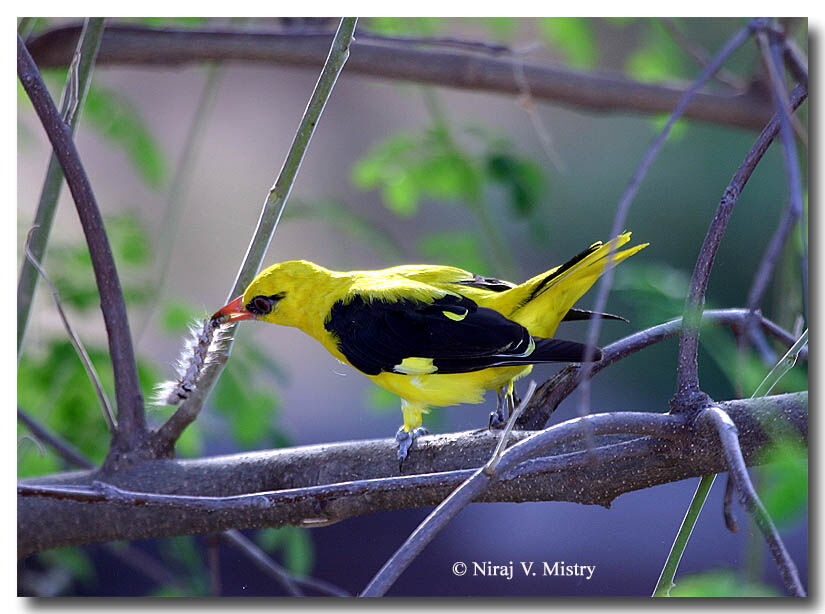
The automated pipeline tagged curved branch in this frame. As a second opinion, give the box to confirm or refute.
[18,392,806,558]
[17,35,147,452]
[697,406,805,596]
[25,23,775,130]
[518,308,805,430]
[673,84,807,405]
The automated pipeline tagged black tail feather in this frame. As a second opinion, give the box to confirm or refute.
[530,338,603,363]
[562,308,628,323]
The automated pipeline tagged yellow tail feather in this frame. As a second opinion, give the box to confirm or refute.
[493,232,648,338]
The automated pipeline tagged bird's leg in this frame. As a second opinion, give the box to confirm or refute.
[489,387,507,429]
[396,401,429,469]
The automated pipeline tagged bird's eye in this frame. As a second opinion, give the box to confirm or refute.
[247,295,274,315]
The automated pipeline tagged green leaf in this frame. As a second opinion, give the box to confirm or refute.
[757,438,808,528]
[539,18,598,68]
[83,84,168,187]
[651,114,689,142]
[669,570,781,597]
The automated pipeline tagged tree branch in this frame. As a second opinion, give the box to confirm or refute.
[18,17,105,358]
[150,17,358,457]
[25,23,776,131]
[518,308,805,430]
[17,34,147,454]
[575,22,753,444]
[697,406,805,596]
[17,407,94,470]
[673,84,807,406]
[18,392,806,558]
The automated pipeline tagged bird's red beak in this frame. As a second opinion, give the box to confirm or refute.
[212,295,255,322]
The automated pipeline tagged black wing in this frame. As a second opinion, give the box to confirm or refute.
[324,294,599,376]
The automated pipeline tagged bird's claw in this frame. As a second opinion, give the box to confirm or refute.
[396,426,428,470]
[489,407,506,429]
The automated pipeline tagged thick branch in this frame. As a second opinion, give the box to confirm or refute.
[17,35,147,451]
[18,392,806,558]
[673,84,807,405]
[26,24,775,130]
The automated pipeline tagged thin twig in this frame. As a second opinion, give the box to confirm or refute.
[673,84,807,405]
[781,37,808,87]
[27,23,777,130]
[24,227,116,433]
[652,473,715,597]
[136,63,225,345]
[18,17,105,358]
[575,22,754,435]
[766,33,808,323]
[17,407,95,470]
[220,530,304,597]
[519,308,806,430]
[151,17,358,455]
[18,33,147,450]
[756,30,807,145]
[659,18,748,91]
[697,406,805,596]
[206,534,222,596]
[751,330,808,398]
[511,43,566,172]
[745,201,802,317]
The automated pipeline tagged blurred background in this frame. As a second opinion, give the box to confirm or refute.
[17,17,808,597]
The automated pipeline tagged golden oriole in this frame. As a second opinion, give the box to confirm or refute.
[214,232,647,462]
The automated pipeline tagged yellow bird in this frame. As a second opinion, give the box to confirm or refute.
[214,232,647,462]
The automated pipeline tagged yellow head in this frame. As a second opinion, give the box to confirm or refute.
[213,260,334,328]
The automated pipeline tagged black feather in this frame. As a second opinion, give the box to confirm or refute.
[324,294,601,376]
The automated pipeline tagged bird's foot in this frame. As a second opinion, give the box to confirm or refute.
[488,406,506,429]
[396,426,429,470]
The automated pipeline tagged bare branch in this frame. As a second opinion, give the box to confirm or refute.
[19,393,806,559]
[697,406,805,596]
[575,22,753,434]
[17,407,94,470]
[24,227,116,433]
[782,37,808,87]
[220,530,303,597]
[150,18,358,456]
[18,17,105,358]
[25,23,776,131]
[659,18,749,90]
[673,84,807,405]
[519,308,807,430]
[18,34,147,453]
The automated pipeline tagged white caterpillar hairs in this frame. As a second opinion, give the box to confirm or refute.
[153,315,231,406]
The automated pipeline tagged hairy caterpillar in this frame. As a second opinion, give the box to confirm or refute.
[153,314,231,406]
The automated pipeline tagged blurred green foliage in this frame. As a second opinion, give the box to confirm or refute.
[757,438,808,528]
[539,18,598,68]
[256,527,315,577]
[670,570,780,597]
